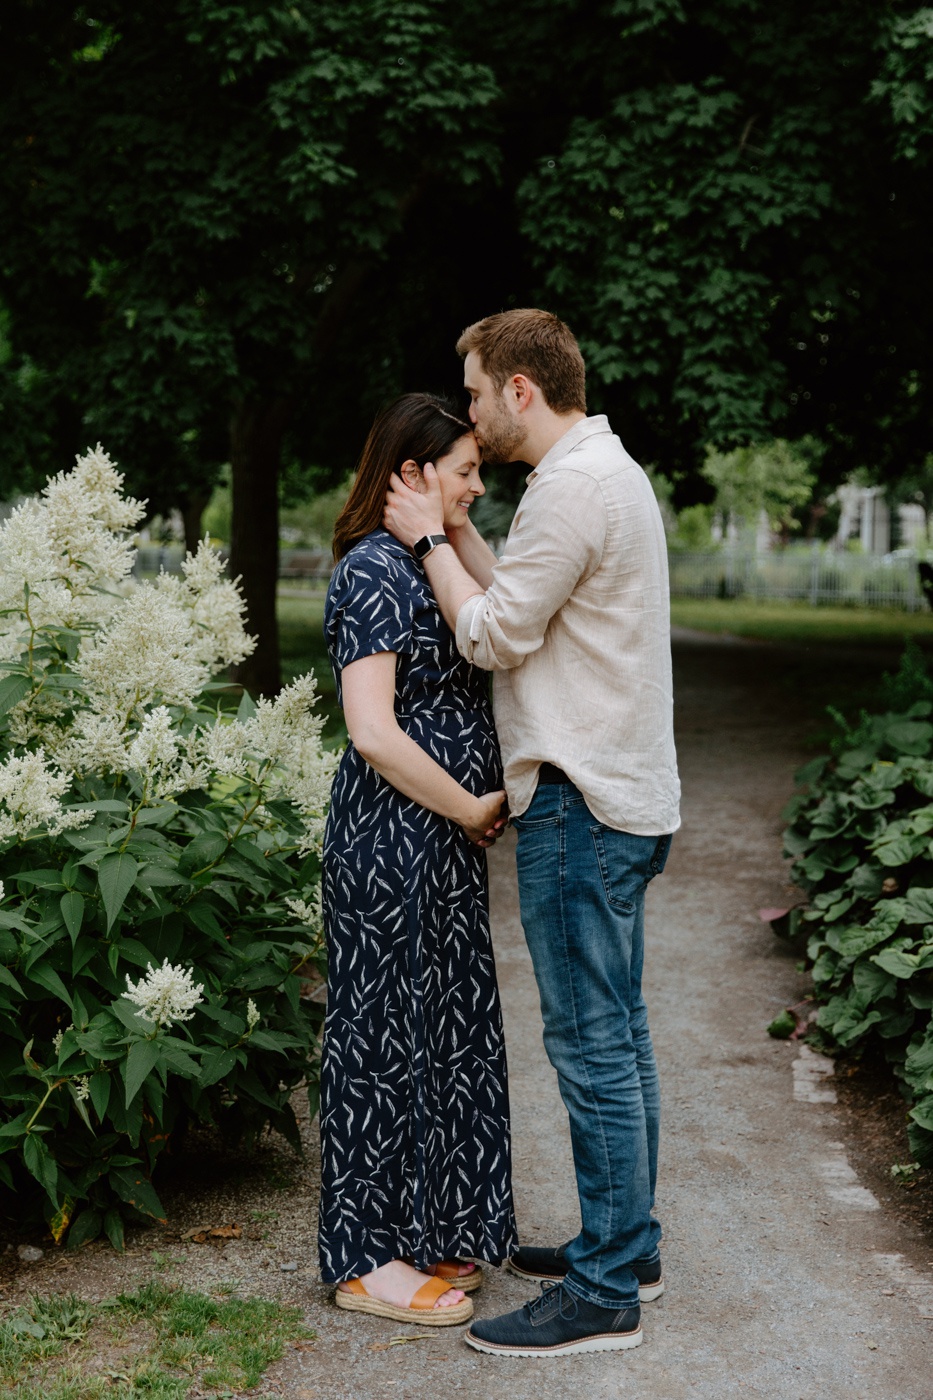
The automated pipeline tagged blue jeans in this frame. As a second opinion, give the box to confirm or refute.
[512,780,672,1310]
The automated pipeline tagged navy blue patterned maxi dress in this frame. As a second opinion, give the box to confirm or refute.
[318,528,517,1283]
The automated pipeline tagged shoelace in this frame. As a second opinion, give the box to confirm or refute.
[525,1280,579,1324]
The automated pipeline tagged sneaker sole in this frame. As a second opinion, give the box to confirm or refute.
[464,1325,643,1357]
[507,1260,664,1304]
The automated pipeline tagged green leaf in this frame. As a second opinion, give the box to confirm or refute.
[249,1029,301,1052]
[766,1009,797,1039]
[0,673,32,718]
[60,891,85,941]
[28,961,73,1010]
[874,836,919,868]
[136,865,190,889]
[89,1072,110,1121]
[111,997,155,1034]
[0,1111,32,1141]
[122,1039,161,1108]
[180,833,228,874]
[108,1163,166,1223]
[98,853,139,932]
[0,964,23,995]
[236,690,257,721]
[67,1208,103,1250]
[904,888,933,924]
[23,1133,58,1202]
[884,720,933,755]
[103,1206,126,1252]
[131,804,178,827]
[197,1046,238,1087]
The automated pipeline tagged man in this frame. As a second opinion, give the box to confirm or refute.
[383,308,680,1357]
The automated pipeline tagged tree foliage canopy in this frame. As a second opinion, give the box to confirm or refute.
[1,0,930,687]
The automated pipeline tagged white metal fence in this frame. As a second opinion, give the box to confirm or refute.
[134,543,932,611]
[133,545,333,581]
[667,549,929,610]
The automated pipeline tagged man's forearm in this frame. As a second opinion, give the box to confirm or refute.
[448,519,499,590]
[424,543,486,634]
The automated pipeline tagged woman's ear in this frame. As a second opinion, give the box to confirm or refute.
[399,458,427,494]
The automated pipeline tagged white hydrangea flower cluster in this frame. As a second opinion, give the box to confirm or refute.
[0,446,329,890]
[0,749,93,843]
[285,885,323,935]
[0,445,144,660]
[200,674,338,854]
[125,959,205,1028]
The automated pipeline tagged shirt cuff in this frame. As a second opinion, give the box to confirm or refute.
[455,593,487,661]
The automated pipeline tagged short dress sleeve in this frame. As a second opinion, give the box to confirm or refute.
[325,547,416,680]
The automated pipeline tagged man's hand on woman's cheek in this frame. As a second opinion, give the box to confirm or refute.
[383,467,445,547]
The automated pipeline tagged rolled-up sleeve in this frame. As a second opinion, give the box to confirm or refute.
[455,469,607,671]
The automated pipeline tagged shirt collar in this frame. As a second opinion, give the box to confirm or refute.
[525,415,613,483]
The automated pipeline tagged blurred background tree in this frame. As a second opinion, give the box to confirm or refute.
[1,0,931,689]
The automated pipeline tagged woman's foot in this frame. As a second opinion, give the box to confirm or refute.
[337,1259,465,1310]
[425,1259,478,1281]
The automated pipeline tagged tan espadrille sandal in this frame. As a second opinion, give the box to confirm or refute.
[335,1274,474,1326]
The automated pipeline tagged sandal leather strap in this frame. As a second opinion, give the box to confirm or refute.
[410,1275,454,1309]
[433,1260,476,1281]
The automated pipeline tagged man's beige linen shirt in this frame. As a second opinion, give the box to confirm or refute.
[455,415,680,835]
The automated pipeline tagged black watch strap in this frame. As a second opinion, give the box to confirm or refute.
[413,533,451,561]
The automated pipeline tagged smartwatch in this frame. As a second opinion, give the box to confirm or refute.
[413,534,451,561]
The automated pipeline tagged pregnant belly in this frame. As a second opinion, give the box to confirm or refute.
[396,707,501,794]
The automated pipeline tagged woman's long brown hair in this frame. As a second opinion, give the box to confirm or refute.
[332,393,472,562]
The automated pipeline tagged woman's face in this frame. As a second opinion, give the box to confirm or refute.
[401,432,485,532]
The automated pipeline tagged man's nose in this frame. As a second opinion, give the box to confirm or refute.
[468,403,478,424]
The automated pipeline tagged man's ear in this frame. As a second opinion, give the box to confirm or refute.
[509,374,533,413]
[399,459,427,493]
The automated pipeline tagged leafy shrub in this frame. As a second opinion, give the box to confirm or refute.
[0,448,336,1246]
[784,644,933,1164]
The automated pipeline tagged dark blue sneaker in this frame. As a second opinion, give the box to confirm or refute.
[508,1242,664,1303]
[464,1282,642,1357]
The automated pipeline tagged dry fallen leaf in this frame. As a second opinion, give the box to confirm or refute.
[182,1223,242,1244]
[373,1335,434,1349]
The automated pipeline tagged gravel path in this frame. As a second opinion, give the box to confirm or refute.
[6,629,933,1398]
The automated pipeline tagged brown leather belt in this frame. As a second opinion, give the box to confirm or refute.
[538,762,570,784]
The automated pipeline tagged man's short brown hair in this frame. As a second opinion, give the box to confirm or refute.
[456,308,586,415]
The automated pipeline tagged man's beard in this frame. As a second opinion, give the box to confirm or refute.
[476,402,528,465]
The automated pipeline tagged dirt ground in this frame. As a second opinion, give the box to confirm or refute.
[5,626,933,1398]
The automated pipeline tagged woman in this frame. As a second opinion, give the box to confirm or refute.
[318,394,518,1326]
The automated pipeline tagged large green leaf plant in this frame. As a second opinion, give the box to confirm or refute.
[0,447,335,1247]
[784,647,933,1164]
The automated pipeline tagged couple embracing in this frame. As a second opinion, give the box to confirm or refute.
[316,309,681,1357]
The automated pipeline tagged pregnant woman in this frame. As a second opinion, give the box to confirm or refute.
[318,393,517,1326]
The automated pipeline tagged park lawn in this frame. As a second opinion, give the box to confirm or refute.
[0,1281,313,1400]
[669,597,933,650]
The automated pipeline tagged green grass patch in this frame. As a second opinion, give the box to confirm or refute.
[670,597,933,649]
[0,1280,313,1399]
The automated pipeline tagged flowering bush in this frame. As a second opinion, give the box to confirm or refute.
[0,447,336,1248]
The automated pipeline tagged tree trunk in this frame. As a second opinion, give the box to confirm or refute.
[180,489,211,556]
[229,400,289,697]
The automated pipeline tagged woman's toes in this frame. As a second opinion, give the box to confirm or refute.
[438,1287,465,1306]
